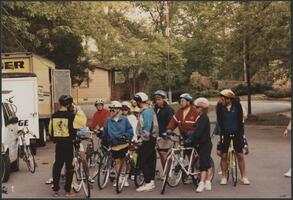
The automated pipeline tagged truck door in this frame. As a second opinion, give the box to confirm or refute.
[51,69,71,112]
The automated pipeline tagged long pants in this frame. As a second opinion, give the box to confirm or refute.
[139,136,157,183]
[53,142,74,192]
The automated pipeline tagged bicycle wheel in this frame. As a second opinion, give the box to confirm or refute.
[72,166,82,193]
[24,146,36,173]
[231,151,238,186]
[167,157,182,187]
[80,162,91,198]
[97,154,110,189]
[161,156,172,195]
[116,158,127,193]
[88,151,102,179]
[134,158,144,188]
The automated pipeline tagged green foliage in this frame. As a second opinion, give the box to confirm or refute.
[264,89,291,98]
[232,83,272,96]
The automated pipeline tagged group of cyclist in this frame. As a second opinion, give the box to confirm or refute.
[48,88,250,196]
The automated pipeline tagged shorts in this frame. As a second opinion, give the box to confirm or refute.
[111,147,128,159]
[218,134,244,154]
[157,137,173,152]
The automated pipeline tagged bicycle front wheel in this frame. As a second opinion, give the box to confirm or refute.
[80,162,91,198]
[24,146,36,173]
[116,158,127,194]
[134,158,144,188]
[97,154,110,189]
[88,151,102,179]
[167,157,182,187]
[161,156,172,194]
[231,151,238,186]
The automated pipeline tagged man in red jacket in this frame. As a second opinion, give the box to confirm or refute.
[166,93,199,144]
[89,99,110,129]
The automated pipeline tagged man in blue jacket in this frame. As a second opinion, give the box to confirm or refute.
[103,101,133,187]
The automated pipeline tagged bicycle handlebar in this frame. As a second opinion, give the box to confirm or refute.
[16,128,37,138]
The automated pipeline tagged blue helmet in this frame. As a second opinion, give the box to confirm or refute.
[180,93,193,103]
[153,90,167,98]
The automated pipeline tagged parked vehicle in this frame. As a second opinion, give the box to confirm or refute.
[1,90,20,182]
[1,52,71,152]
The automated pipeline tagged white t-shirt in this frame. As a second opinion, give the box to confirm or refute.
[127,114,138,141]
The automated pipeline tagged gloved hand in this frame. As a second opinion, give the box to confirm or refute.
[166,129,173,136]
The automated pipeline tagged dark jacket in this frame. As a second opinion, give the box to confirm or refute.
[186,114,211,145]
[216,97,244,136]
[154,102,174,136]
[50,110,76,144]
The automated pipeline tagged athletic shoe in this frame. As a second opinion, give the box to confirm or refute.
[196,181,205,193]
[220,177,227,185]
[205,180,212,190]
[284,169,291,178]
[136,181,155,192]
[240,177,250,185]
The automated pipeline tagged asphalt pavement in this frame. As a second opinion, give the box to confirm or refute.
[2,124,291,198]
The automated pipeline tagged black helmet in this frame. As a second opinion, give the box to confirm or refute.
[59,95,73,107]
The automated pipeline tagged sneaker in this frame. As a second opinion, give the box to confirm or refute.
[204,180,212,191]
[46,178,53,184]
[218,171,222,175]
[88,177,95,183]
[220,177,227,185]
[124,179,129,187]
[196,181,205,193]
[284,169,291,178]
[64,191,76,197]
[136,182,155,192]
[52,191,59,197]
[240,177,250,185]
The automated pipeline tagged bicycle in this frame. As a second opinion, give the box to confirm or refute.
[71,136,92,198]
[97,144,115,190]
[16,127,37,173]
[161,132,215,194]
[116,139,144,193]
[225,134,238,186]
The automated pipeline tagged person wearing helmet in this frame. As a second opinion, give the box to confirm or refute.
[153,90,174,169]
[216,89,250,185]
[185,97,213,192]
[133,92,158,192]
[121,101,138,141]
[48,95,77,197]
[89,98,110,130]
[166,93,199,146]
[103,101,134,187]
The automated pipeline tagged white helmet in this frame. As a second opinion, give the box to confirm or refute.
[219,89,235,98]
[109,101,122,109]
[94,98,104,105]
[134,92,148,103]
[194,97,209,109]
[121,101,132,110]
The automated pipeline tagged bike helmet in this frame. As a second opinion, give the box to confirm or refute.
[220,89,235,98]
[133,92,148,103]
[109,101,122,109]
[59,95,73,106]
[153,90,167,98]
[179,93,193,103]
[194,97,209,109]
[121,101,132,110]
[94,98,104,106]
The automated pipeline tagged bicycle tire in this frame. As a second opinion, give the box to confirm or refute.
[116,158,127,193]
[88,151,102,179]
[231,151,238,186]
[97,154,110,189]
[80,162,91,198]
[25,146,36,173]
[167,157,182,187]
[161,157,172,195]
[72,170,81,193]
[134,158,144,188]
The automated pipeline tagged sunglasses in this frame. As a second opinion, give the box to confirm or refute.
[110,109,116,112]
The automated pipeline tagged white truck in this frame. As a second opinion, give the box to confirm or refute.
[1,52,72,153]
[1,90,20,182]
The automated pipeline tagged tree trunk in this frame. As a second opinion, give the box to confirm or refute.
[243,37,252,116]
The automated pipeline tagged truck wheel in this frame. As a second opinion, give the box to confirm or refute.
[11,150,19,172]
[38,120,47,147]
[2,151,11,183]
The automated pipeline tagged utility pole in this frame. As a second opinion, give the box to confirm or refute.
[164,1,172,103]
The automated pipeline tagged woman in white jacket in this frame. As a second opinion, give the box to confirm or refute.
[122,101,138,142]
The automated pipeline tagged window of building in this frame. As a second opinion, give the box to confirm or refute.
[114,71,125,84]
